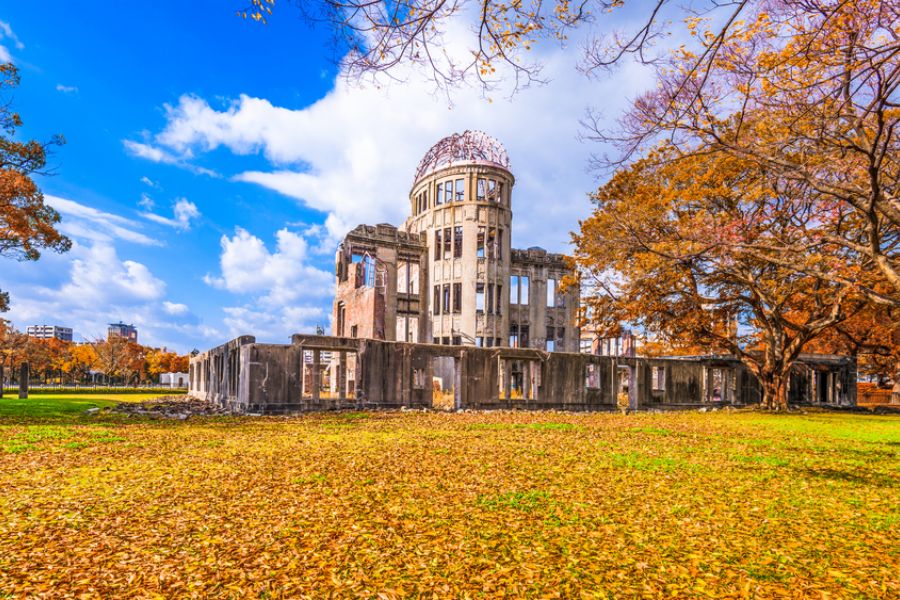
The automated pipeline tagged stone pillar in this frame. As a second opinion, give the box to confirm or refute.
[312,350,321,404]
[18,363,29,399]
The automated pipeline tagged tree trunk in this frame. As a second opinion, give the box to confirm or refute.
[759,372,789,410]
[892,359,900,405]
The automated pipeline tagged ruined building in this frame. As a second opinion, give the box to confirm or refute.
[188,131,857,413]
[333,131,580,351]
[188,334,856,413]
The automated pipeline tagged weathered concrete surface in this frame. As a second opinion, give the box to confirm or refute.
[190,334,856,414]
[332,132,581,352]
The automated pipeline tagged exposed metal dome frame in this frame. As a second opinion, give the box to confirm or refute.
[413,130,510,184]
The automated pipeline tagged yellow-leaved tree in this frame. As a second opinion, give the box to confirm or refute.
[571,148,865,409]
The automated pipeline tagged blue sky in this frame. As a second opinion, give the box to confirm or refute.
[0,2,658,352]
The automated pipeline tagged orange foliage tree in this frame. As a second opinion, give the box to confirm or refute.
[1,320,190,386]
[0,63,71,312]
[571,149,863,409]
[65,342,100,383]
[590,1,899,308]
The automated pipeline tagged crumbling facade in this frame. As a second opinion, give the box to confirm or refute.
[188,335,856,413]
[189,130,858,414]
[333,131,580,352]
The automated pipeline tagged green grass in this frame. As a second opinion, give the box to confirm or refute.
[0,391,183,422]
[0,392,183,453]
[477,489,552,512]
[737,413,900,443]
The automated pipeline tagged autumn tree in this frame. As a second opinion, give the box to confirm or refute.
[586,1,900,308]
[93,336,130,383]
[66,343,99,384]
[572,149,861,409]
[169,354,189,373]
[120,341,147,385]
[0,320,27,384]
[0,62,71,309]
[239,0,600,92]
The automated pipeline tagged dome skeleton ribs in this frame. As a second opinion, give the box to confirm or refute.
[413,130,511,184]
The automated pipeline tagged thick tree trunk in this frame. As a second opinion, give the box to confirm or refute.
[759,372,789,410]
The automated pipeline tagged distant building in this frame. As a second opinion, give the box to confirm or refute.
[579,323,639,357]
[26,325,73,342]
[160,372,188,388]
[108,322,138,343]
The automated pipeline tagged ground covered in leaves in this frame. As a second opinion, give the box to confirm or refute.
[0,399,897,598]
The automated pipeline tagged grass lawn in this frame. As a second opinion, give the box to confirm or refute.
[0,391,183,422]
[0,405,896,597]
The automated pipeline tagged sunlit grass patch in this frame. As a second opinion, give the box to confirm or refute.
[0,392,182,424]
[629,426,676,436]
[610,451,692,471]
[1,424,129,453]
[736,455,791,468]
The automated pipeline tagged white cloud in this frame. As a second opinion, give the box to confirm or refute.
[204,227,334,339]
[137,23,655,252]
[56,84,78,94]
[222,305,326,341]
[163,301,189,315]
[141,198,200,230]
[206,227,333,302]
[0,238,214,351]
[140,176,158,188]
[59,242,166,307]
[0,192,217,351]
[48,194,162,246]
[123,139,219,177]
[0,20,23,63]
[138,192,155,210]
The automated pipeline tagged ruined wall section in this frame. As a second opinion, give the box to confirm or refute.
[191,335,856,414]
[333,224,428,343]
[188,335,256,410]
[508,247,581,353]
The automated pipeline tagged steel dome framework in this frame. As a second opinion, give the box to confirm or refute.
[413,130,510,184]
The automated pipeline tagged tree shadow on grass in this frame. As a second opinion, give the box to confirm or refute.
[792,466,897,488]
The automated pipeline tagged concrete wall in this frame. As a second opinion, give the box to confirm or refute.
[190,335,856,414]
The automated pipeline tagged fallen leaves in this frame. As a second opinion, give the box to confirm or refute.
[0,410,897,597]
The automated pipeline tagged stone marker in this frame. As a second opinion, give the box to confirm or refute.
[18,363,28,400]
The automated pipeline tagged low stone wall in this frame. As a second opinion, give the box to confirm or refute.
[189,335,856,414]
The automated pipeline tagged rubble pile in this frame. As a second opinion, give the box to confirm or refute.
[110,396,231,419]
